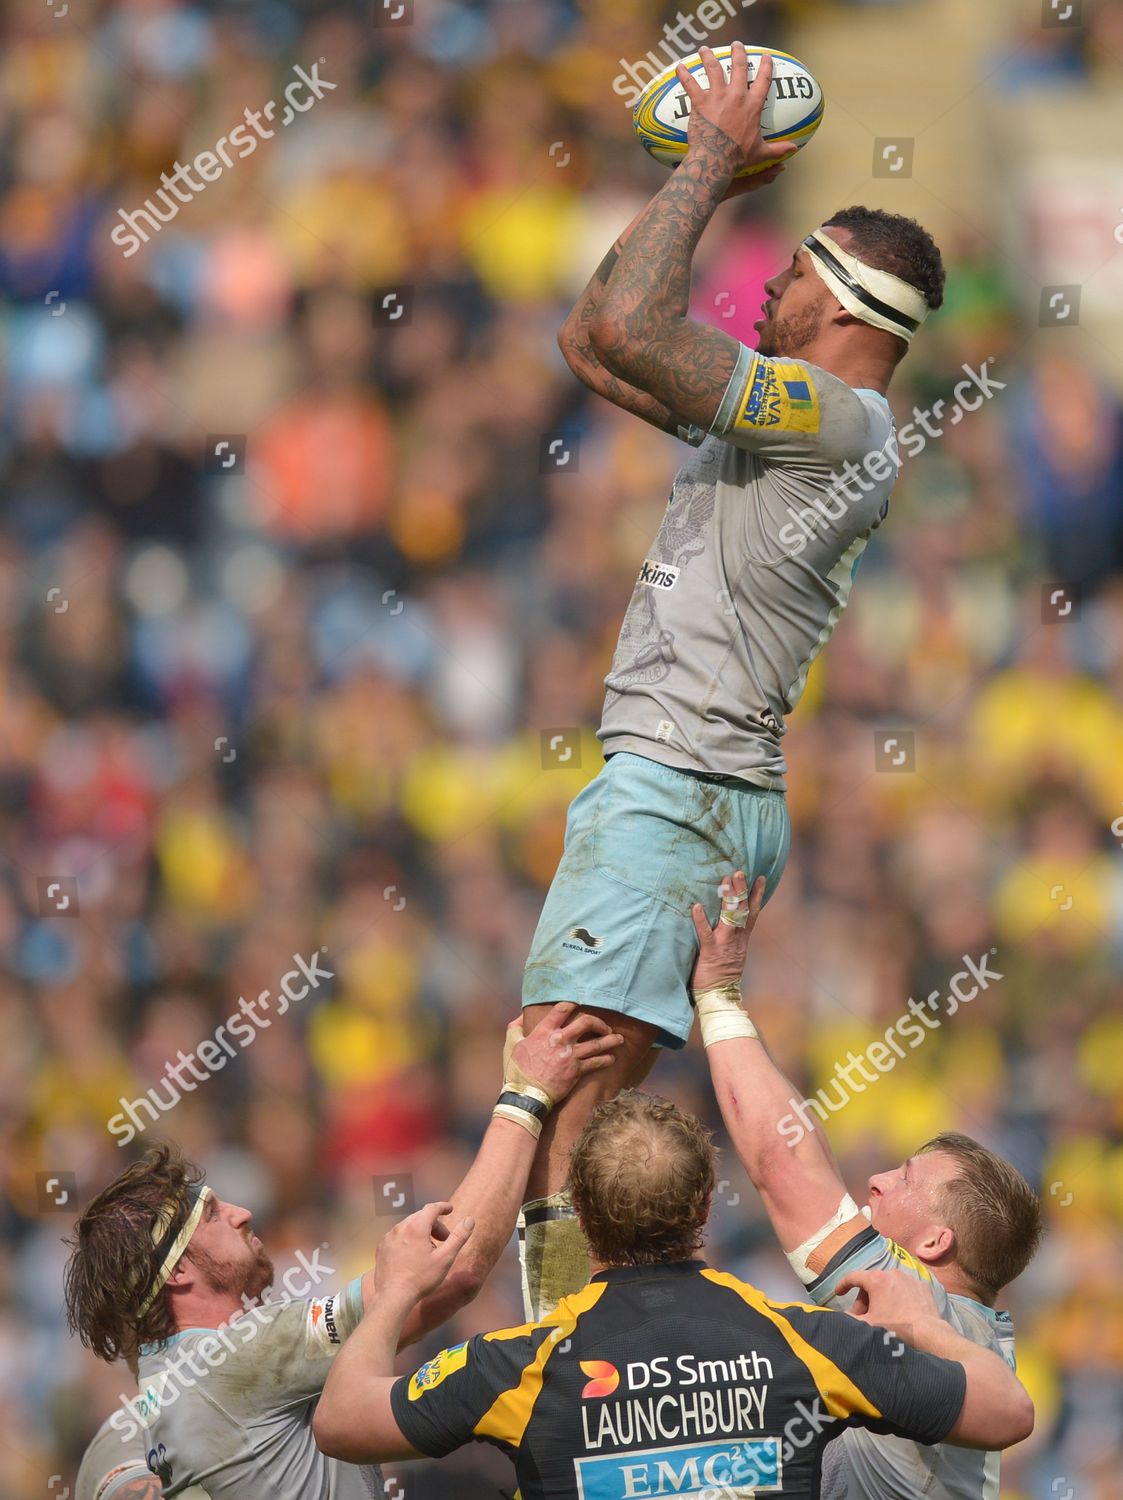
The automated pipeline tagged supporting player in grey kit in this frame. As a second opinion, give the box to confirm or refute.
[62,1005,621,1497]
[692,869,1043,1500]
[75,1412,160,1500]
[517,44,947,1320]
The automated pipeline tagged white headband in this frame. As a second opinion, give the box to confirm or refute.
[134,1183,213,1316]
[803,229,930,344]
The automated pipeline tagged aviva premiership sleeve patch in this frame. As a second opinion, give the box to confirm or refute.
[408,1341,469,1400]
[732,355,821,435]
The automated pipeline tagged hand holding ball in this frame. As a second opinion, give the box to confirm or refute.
[632,43,824,179]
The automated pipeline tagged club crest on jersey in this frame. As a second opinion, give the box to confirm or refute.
[639,559,680,590]
[408,1341,468,1400]
[735,357,821,435]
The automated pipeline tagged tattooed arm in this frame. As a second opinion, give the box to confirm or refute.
[587,44,790,428]
[558,210,699,440]
[559,174,782,438]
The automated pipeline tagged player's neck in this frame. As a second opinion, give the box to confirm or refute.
[799,329,898,396]
[588,1255,702,1277]
[172,1290,250,1334]
[935,1265,993,1307]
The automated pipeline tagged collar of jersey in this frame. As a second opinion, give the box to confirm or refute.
[852,387,890,404]
[591,1259,706,1283]
[947,1291,1010,1324]
[138,1325,220,1356]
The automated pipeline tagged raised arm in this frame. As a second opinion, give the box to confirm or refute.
[693,872,861,1268]
[586,45,789,426]
[558,212,691,440]
[558,158,782,441]
[372,1004,622,1348]
[316,1202,474,1463]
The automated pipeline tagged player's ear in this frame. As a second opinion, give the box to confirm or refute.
[914,1222,955,1265]
[165,1258,197,1292]
[832,306,863,331]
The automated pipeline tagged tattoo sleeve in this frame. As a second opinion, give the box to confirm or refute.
[558,230,704,442]
[587,122,747,429]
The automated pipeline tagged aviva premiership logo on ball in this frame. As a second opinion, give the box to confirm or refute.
[408,1341,468,1400]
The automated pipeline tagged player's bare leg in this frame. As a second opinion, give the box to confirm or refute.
[519,1005,657,1319]
[524,1005,657,1198]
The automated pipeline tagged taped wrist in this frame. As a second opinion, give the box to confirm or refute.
[496,1023,559,1139]
[785,1194,861,1285]
[694,982,758,1047]
[493,1084,553,1140]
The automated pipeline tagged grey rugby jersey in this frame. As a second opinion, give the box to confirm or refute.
[599,346,898,789]
[810,1225,1017,1500]
[76,1413,157,1500]
[132,1278,381,1499]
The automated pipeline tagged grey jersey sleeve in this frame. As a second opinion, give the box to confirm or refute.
[710,345,880,464]
[166,1276,367,1414]
[75,1415,160,1500]
[807,1225,954,1321]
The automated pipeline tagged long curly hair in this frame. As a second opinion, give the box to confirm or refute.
[63,1142,205,1364]
[568,1091,716,1266]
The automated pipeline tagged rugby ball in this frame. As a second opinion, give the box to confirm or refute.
[632,46,824,178]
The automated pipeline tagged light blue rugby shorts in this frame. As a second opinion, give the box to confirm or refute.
[521,752,790,1048]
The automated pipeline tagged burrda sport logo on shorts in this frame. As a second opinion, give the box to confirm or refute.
[565,926,605,955]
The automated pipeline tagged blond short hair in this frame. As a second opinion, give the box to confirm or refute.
[568,1092,715,1266]
[920,1132,1043,1300]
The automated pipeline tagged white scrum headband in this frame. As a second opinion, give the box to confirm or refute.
[134,1183,214,1316]
[803,228,930,344]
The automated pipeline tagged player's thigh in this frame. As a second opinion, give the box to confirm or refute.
[587,754,791,919]
[523,1003,657,1104]
[523,756,789,1047]
[731,783,791,908]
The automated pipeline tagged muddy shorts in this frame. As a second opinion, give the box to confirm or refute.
[521,752,790,1048]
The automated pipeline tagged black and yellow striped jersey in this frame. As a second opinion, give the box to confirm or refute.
[389,1259,966,1499]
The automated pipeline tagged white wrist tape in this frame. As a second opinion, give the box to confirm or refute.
[694,983,758,1047]
[785,1194,861,1285]
[494,1083,553,1140]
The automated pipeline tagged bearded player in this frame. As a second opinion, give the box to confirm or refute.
[63,1005,620,1497]
[519,43,946,1317]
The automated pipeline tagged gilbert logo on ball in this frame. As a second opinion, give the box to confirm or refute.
[632,46,824,178]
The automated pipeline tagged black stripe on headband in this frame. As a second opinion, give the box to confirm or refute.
[151,1182,205,1265]
[803,235,921,334]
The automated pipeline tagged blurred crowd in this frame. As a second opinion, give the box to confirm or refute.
[1,1,1122,1497]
